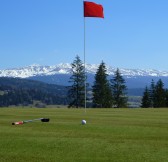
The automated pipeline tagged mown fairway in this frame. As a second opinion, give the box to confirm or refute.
[0,108,168,162]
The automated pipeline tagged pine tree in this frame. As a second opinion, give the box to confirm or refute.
[111,68,128,108]
[154,79,166,108]
[141,86,151,108]
[165,89,168,107]
[68,55,85,108]
[149,79,155,107]
[92,61,113,108]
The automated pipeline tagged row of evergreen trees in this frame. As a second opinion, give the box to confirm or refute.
[141,79,168,108]
[67,56,128,108]
[2,55,168,108]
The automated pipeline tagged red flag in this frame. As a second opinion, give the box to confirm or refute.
[84,1,104,18]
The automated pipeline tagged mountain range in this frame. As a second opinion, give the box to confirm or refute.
[1,63,168,90]
[1,63,168,78]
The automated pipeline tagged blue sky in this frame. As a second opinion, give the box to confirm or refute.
[0,0,168,70]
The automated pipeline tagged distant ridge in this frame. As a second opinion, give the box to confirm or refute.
[1,63,168,78]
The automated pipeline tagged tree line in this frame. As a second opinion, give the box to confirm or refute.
[2,55,167,108]
[68,55,128,108]
[141,79,168,108]
[0,86,68,107]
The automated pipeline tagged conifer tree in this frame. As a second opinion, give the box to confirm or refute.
[68,55,85,108]
[92,62,113,108]
[165,89,168,107]
[149,79,155,107]
[154,79,166,107]
[141,86,151,108]
[111,68,127,108]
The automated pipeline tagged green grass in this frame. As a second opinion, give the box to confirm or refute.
[1,108,168,162]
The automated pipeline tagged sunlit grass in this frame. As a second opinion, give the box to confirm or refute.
[0,108,168,162]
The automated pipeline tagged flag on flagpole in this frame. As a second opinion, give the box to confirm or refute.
[84,1,104,18]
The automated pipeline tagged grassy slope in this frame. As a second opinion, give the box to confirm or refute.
[0,108,168,162]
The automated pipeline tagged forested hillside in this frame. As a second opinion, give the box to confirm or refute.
[0,77,68,107]
[0,77,144,107]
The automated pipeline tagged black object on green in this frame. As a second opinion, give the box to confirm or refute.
[41,118,50,122]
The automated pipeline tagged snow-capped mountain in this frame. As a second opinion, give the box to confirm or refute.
[0,63,168,78]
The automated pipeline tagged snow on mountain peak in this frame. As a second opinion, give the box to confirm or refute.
[0,63,168,78]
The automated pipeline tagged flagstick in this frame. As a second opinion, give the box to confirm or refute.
[84,17,86,113]
[83,1,104,112]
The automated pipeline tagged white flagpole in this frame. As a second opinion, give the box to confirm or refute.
[84,16,87,112]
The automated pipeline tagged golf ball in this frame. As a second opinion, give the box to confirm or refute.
[81,120,86,125]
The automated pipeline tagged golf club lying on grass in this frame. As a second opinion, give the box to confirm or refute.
[12,118,50,125]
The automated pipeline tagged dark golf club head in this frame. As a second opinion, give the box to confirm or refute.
[41,118,50,122]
